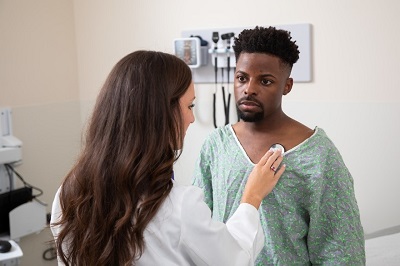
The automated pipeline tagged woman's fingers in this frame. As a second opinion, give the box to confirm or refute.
[242,149,286,208]
[258,149,274,166]
[265,149,282,165]
[274,164,285,179]
[269,153,284,173]
[258,149,283,172]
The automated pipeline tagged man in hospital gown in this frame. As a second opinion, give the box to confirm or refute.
[193,26,365,265]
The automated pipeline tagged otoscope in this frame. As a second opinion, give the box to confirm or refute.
[221,32,234,125]
[212,32,219,128]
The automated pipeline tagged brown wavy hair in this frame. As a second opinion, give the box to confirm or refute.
[53,50,192,265]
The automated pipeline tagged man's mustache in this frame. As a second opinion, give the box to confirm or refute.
[237,96,262,107]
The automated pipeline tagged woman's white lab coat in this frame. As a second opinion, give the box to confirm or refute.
[51,181,264,266]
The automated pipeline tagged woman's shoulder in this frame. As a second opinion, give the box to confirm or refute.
[150,184,205,226]
[51,187,62,217]
[169,183,204,203]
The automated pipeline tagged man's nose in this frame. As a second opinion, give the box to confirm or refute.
[244,80,258,95]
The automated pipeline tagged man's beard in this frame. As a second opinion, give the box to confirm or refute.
[236,105,263,122]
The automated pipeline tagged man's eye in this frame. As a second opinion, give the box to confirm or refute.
[261,79,272,85]
[237,75,246,82]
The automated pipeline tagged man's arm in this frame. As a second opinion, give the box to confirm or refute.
[308,147,365,265]
[192,140,214,211]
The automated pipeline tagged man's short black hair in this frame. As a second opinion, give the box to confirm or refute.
[233,26,300,68]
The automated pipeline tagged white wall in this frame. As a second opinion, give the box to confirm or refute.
[73,0,400,235]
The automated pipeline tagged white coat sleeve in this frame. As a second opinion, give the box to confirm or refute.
[180,186,264,266]
[50,187,66,266]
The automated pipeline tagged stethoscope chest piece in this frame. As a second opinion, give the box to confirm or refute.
[270,143,285,154]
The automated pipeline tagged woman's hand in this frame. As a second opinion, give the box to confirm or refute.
[241,149,285,209]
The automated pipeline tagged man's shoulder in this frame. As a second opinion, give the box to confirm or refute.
[284,127,333,155]
[305,127,344,158]
[312,127,335,145]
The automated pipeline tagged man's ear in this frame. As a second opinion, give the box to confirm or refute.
[283,78,293,95]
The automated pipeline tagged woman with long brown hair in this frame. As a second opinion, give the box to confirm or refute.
[50,50,285,266]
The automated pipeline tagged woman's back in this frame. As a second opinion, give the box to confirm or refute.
[51,182,264,266]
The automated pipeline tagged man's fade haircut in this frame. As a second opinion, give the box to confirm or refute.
[233,26,300,69]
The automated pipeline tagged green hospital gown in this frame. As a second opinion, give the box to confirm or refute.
[193,125,365,265]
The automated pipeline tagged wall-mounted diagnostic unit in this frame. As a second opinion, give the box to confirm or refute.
[175,23,312,83]
[173,37,208,68]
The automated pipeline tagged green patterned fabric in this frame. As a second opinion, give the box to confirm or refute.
[193,125,365,265]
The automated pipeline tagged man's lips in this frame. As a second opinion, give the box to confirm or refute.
[239,100,261,107]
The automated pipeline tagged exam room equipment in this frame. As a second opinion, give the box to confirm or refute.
[209,31,235,128]
[0,107,46,265]
[174,30,237,128]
